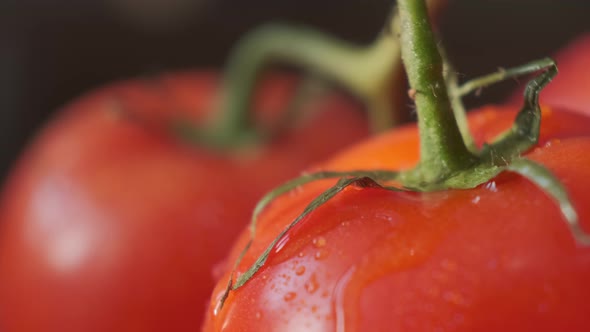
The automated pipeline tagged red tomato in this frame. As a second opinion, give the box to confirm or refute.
[0,71,369,331]
[204,105,590,332]
[542,34,590,113]
[509,34,590,114]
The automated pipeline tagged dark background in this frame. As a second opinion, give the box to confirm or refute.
[1,0,589,180]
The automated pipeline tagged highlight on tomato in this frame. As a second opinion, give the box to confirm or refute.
[204,1,590,331]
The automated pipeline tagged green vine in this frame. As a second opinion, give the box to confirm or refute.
[175,0,448,149]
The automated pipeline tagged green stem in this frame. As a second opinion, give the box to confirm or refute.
[219,22,401,135]
[180,0,452,149]
[455,58,556,97]
[398,0,474,181]
[440,46,476,151]
[177,21,403,148]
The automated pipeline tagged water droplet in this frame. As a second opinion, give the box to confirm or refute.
[213,290,228,316]
[544,139,561,148]
[312,236,327,248]
[284,292,297,301]
[274,234,290,253]
[255,311,262,319]
[305,274,319,294]
[471,195,481,204]
[314,248,329,260]
[298,251,305,257]
[295,265,306,276]
[484,181,497,192]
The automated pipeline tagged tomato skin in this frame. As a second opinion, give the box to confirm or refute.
[204,106,590,332]
[0,71,368,332]
[543,34,590,113]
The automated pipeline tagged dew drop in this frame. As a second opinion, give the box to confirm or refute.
[284,292,297,302]
[314,248,329,260]
[484,181,497,192]
[274,234,290,253]
[471,195,481,204]
[312,236,327,248]
[305,274,319,294]
[544,138,561,148]
[295,265,306,276]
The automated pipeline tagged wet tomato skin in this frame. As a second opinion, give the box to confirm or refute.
[205,106,590,332]
[0,71,369,332]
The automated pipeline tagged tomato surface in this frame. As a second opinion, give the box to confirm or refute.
[0,71,369,331]
[205,105,590,332]
[510,34,590,114]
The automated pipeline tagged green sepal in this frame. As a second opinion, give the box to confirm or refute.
[249,170,401,237]
[215,175,400,311]
[507,158,590,246]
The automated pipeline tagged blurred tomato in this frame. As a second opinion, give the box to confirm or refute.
[509,34,590,114]
[0,70,368,331]
[542,34,590,113]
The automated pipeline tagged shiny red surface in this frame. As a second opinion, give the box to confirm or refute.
[0,71,368,331]
[205,106,590,332]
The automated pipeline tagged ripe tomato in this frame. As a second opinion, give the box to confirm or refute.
[204,105,590,332]
[541,34,590,113]
[509,34,590,114]
[0,71,369,331]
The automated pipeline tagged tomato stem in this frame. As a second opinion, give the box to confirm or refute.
[175,22,404,148]
[219,23,401,135]
[178,0,452,149]
[398,0,475,182]
[213,3,589,315]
